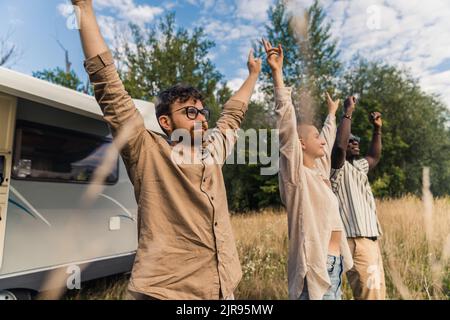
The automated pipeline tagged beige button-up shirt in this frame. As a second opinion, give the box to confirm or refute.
[84,51,244,300]
[275,87,353,300]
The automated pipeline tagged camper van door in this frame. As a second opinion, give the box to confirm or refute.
[0,94,16,268]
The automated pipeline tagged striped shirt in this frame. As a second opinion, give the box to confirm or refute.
[330,159,382,238]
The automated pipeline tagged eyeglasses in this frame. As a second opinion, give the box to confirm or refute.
[349,137,361,144]
[168,106,210,121]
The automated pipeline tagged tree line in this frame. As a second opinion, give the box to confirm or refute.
[33,0,450,211]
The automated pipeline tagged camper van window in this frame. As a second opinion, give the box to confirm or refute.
[11,121,118,185]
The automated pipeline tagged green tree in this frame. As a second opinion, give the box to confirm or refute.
[259,0,341,123]
[339,58,450,197]
[33,67,89,93]
[223,101,281,212]
[115,12,283,210]
[118,12,223,126]
[224,0,344,211]
[258,0,450,201]
[211,82,233,125]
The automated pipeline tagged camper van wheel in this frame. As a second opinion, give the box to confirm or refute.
[0,289,32,300]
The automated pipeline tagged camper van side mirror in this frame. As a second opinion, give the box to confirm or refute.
[0,156,5,186]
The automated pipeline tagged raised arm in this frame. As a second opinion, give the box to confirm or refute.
[315,93,339,174]
[228,49,261,104]
[365,112,383,170]
[72,0,146,168]
[215,49,261,134]
[322,93,339,154]
[262,39,301,185]
[209,49,261,162]
[331,96,356,169]
[72,0,108,58]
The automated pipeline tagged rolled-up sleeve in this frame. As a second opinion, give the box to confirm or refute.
[84,50,147,167]
[206,99,248,164]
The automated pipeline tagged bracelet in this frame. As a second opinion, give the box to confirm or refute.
[343,114,352,120]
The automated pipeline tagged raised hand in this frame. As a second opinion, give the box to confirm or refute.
[326,92,340,116]
[370,111,382,128]
[262,38,283,72]
[343,96,357,115]
[71,0,92,7]
[247,49,262,76]
[230,49,261,104]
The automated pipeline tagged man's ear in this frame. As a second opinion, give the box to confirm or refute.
[158,115,172,134]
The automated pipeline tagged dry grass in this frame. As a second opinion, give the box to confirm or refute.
[378,196,450,299]
[233,196,450,300]
[60,196,450,300]
[232,208,288,300]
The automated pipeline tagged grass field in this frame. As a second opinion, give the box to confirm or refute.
[59,196,449,300]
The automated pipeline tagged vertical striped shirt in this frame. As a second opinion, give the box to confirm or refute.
[330,159,382,238]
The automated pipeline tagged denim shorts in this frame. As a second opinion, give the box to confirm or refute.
[298,255,344,300]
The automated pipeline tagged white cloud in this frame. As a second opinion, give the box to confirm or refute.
[55,0,450,107]
[57,3,73,18]
[227,77,243,91]
[185,0,199,5]
[202,18,262,41]
[195,1,271,78]
[97,15,122,41]
[185,0,233,14]
[235,0,273,22]
[59,0,163,27]
[94,0,163,26]
[227,75,265,102]
[163,2,179,10]
[286,0,450,107]
[235,68,249,79]
[219,44,228,52]
[252,82,266,102]
[421,70,450,106]
[209,0,234,14]
[57,0,163,50]
[194,0,271,43]
[206,51,217,61]
[227,77,264,102]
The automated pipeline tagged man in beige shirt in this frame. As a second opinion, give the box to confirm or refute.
[262,39,353,300]
[72,0,262,299]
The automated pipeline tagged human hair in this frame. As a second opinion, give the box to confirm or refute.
[155,84,204,119]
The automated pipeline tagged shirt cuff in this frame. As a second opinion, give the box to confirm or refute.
[225,98,248,113]
[83,50,115,76]
[274,87,293,103]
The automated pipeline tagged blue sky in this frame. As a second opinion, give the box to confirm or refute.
[1,0,450,107]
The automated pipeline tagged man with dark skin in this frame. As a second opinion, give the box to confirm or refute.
[330,97,386,300]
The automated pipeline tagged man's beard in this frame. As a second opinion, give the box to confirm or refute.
[189,122,208,145]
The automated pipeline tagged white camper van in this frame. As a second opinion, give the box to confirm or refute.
[0,66,162,300]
